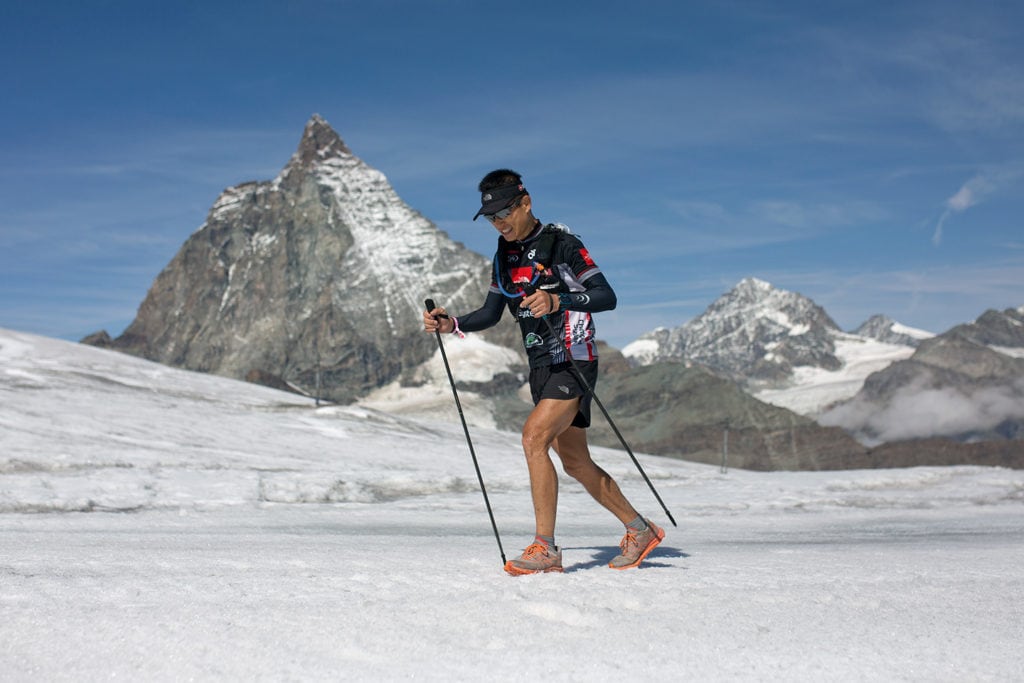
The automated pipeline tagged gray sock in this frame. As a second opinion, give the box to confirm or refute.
[626,516,648,532]
[535,534,556,549]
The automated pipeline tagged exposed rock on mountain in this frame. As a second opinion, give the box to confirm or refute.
[943,306,1024,349]
[865,437,1024,469]
[622,278,843,383]
[854,314,933,347]
[86,115,522,400]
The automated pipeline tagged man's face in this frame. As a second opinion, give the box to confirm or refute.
[487,195,533,241]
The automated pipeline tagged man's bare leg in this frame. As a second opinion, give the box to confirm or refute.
[520,398,581,537]
[553,426,638,524]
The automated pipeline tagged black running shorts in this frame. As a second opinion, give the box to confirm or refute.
[528,360,598,429]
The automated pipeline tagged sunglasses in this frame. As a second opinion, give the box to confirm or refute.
[484,197,522,222]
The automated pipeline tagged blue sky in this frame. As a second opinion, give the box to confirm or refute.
[1,0,1022,349]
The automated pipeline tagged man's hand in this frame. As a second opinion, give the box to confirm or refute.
[423,306,454,334]
[523,289,559,317]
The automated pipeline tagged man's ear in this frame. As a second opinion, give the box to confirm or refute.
[521,194,533,212]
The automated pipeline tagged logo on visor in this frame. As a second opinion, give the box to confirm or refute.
[482,193,493,201]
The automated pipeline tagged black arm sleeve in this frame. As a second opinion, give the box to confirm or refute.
[453,289,506,333]
[560,272,616,312]
[554,234,617,313]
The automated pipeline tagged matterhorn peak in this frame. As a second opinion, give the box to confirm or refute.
[98,115,499,403]
[292,114,353,168]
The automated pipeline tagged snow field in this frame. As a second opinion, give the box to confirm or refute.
[2,328,1023,680]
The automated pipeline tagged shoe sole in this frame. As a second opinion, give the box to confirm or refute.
[608,524,665,570]
[504,562,564,576]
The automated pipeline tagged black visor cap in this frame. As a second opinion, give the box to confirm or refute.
[473,182,526,220]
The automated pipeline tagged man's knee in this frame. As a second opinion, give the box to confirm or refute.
[521,424,554,458]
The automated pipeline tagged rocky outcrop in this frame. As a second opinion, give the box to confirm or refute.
[944,306,1024,348]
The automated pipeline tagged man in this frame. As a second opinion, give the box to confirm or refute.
[423,169,664,575]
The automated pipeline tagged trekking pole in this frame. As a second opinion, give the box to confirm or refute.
[528,288,677,527]
[424,299,507,564]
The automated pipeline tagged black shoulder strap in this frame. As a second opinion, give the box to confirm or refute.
[530,224,564,270]
[496,224,563,265]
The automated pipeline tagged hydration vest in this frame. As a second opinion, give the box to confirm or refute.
[494,223,571,301]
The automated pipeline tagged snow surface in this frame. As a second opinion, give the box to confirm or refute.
[992,345,1024,359]
[619,336,661,364]
[2,328,1023,681]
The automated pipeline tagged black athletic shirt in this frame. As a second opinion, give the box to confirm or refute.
[454,222,617,368]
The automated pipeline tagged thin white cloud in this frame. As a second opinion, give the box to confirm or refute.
[932,167,1021,245]
[933,174,995,245]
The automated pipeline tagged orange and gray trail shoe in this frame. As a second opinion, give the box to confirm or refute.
[504,543,564,576]
[609,520,665,570]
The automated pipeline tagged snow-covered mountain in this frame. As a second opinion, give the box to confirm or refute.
[619,280,1024,449]
[86,115,517,401]
[624,278,847,382]
[622,279,937,418]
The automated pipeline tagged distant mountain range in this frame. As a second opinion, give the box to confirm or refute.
[621,276,932,386]
[621,274,1024,450]
[81,115,1024,470]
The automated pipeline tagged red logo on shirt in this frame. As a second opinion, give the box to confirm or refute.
[579,248,595,266]
[511,266,534,284]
